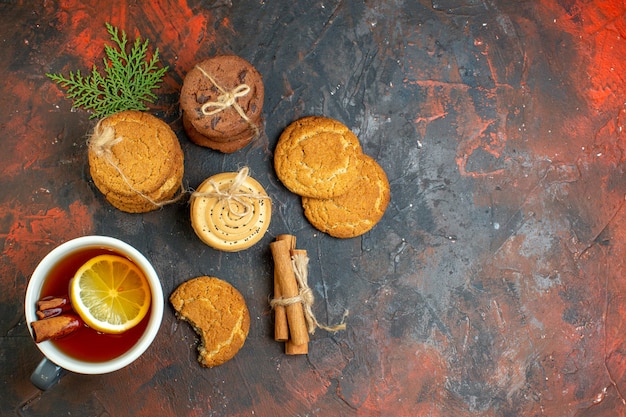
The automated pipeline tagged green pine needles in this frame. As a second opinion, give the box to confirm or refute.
[47,23,168,119]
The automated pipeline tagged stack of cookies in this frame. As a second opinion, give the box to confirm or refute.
[274,116,390,238]
[180,55,264,153]
[88,110,184,213]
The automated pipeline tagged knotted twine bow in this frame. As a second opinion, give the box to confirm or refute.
[191,167,270,218]
[195,65,260,136]
[89,121,185,208]
[271,252,348,334]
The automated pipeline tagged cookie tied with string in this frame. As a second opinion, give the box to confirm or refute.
[190,168,271,252]
[88,110,184,213]
[180,55,264,152]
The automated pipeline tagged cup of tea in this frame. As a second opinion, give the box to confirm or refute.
[24,235,164,390]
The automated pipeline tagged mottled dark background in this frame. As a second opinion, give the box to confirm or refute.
[2,1,626,416]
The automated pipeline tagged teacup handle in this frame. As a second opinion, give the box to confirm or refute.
[30,358,65,390]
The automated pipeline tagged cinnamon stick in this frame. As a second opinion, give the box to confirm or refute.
[31,314,82,343]
[36,295,73,319]
[36,295,70,311]
[270,239,309,346]
[285,248,310,355]
[285,340,309,355]
[273,234,295,342]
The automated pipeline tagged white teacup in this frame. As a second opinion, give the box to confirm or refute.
[24,236,164,389]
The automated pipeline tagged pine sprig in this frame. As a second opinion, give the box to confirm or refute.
[46,23,168,119]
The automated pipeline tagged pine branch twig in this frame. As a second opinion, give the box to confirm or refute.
[46,22,168,119]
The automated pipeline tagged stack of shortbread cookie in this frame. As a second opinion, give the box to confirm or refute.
[88,110,184,213]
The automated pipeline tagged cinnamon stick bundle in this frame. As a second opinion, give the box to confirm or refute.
[36,295,72,319]
[30,294,82,342]
[270,234,347,355]
[270,238,309,347]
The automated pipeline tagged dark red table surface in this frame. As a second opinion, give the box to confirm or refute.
[2,1,626,416]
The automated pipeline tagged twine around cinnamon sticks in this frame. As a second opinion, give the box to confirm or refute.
[270,234,347,355]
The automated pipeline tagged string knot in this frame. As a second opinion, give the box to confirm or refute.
[201,83,251,116]
[298,287,315,307]
[89,121,122,158]
[191,167,270,218]
[270,251,347,334]
[194,65,259,138]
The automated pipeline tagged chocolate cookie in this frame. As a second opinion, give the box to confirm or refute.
[273,116,364,198]
[302,155,390,238]
[88,110,184,213]
[182,113,254,154]
[180,55,264,143]
[170,276,250,368]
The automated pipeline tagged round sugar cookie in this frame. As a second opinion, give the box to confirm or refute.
[274,116,364,198]
[191,169,271,251]
[302,155,390,238]
[88,110,184,213]
[170,276,250,368]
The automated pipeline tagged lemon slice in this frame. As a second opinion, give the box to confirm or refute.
[70,254,151,334]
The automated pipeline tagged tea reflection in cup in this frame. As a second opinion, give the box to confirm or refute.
[24,236,164,390]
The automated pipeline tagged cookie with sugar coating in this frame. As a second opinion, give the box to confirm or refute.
[302,154,390,238]
[170,276,250,368]
[274,116,364,198]
[88,110,184,213]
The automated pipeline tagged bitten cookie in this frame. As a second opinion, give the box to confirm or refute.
[190,168,271,252]
[88,110,184,213]
[274,116,364,198]
[180,55,264,143]
[302,155,390,238]
[170,276,250,368]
